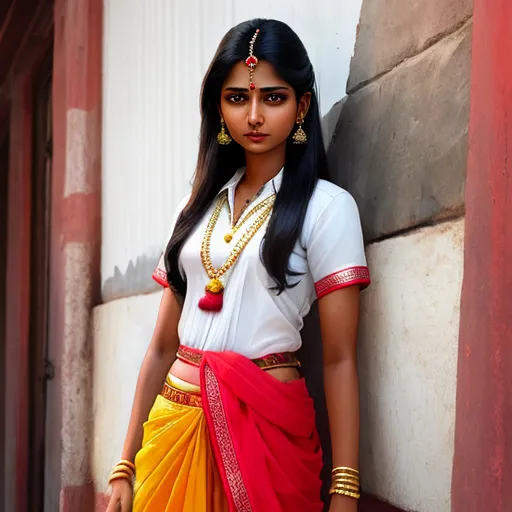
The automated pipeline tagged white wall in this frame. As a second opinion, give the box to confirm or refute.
[91,292,161,494]
[359,219,464,512]
[101,0,363,291]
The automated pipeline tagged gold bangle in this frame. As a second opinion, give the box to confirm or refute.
[115,459,135,471]
[108,472,133,485]
[331,482,360,493]
[332,466,359,475]
[331,478,360,487]
[329,488,360,499]
[110,467,133,479]
[112,463,135,477]
[332,474,360,483]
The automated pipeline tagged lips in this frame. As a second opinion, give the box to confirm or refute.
[244,132,269,142]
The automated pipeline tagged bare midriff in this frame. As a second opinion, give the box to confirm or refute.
[169,358,300,387]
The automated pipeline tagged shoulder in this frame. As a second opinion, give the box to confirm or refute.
[300,180,363,245]
[307,179,360,222]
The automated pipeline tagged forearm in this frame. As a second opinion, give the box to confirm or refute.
[324,359,360,469]
[120,346,176,461]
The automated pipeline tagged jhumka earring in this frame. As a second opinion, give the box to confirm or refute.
[217,117,232,145]
[292,114,308,144]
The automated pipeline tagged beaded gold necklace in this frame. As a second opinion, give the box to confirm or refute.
[224,194,275,243]
[198,192,275,312]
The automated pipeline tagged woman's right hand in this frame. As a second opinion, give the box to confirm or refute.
[106,479,133,512]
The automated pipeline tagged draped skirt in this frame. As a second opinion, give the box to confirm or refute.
[133,348,323,512]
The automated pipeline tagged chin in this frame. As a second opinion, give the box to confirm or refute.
[238,140,286,155]
[243,145,275,155]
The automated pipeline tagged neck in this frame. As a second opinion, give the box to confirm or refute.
[243,143,286,188]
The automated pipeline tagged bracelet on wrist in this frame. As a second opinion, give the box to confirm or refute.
[108,459,136,486]
[329,466,360,500]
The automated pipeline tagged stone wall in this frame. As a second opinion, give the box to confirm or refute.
[329,21,471,241]
[325,2,473,510]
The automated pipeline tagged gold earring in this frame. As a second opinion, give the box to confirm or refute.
[292,115,307,145]
[217,117,232,145]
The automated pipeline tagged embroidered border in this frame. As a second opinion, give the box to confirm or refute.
[315,266,371,299]
[152,267,168,288]
[204,364,253,512]
[177,346,203,367]
[160,382,202,408]
[178,345,300,370]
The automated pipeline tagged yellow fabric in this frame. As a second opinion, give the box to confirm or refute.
[133,394,228,511]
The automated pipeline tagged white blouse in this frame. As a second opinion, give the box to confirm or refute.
[153,168,370,359]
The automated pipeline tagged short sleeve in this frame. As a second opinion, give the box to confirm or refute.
[307,191,370,299]
[152,193,191,288]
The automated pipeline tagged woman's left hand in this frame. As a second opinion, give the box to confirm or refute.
[329,493,359,512]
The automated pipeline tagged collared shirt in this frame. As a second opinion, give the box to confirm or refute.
[153,168,370,359]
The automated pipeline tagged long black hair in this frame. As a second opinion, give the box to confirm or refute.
[165,18,330,296]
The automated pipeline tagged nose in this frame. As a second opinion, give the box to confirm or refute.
[247,96,263,128]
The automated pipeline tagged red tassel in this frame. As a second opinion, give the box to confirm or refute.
[198,289,224,312]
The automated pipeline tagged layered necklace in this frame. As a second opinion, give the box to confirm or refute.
[198,191,275,312]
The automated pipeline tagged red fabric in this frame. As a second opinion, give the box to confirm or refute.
[199,350,323,512]
[198,289,224,311]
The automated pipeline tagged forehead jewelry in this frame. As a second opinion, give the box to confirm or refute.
[245,29,260,90]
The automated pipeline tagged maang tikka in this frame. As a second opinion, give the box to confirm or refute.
[245,29,261,90]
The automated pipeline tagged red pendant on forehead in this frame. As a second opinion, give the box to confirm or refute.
[245,55,258,67]
[250,83,256,90]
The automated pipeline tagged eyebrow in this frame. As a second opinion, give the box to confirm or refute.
[224,86,290,92]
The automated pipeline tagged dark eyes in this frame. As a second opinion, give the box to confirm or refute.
[226,93,286,104]
[266,93,285,103]
[227,94,246,104]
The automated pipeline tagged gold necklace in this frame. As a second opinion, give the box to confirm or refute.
[198,192,275,312]
[224,195,275,243]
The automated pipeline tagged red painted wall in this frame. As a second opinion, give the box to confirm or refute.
[4,73,32,512]
[48,0,103,510]
[451,1,512,511]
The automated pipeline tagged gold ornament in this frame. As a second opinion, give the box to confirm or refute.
[245,29,261,90]
[217,118,232,145]
[224,194,275,243]
[292,115,307,144]
[108,460,135,486]
[198,192,275,312]
[329,466,361,500]
[205,278,224,294]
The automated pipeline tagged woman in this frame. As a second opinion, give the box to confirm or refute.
[106,18,370,512]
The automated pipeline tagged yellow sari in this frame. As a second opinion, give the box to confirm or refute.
[133,385,228,511]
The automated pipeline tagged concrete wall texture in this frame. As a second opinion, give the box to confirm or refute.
[48,1,103,510]
[92,293,161,497]
[359,219,464,512]
[324,0,473,509]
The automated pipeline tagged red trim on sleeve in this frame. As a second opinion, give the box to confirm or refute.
[315,266,370,299]
[152,267,169,288]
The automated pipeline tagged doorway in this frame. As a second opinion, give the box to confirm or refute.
[28,53,53,512]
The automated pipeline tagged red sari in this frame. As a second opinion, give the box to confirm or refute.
[200,350,323,511]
